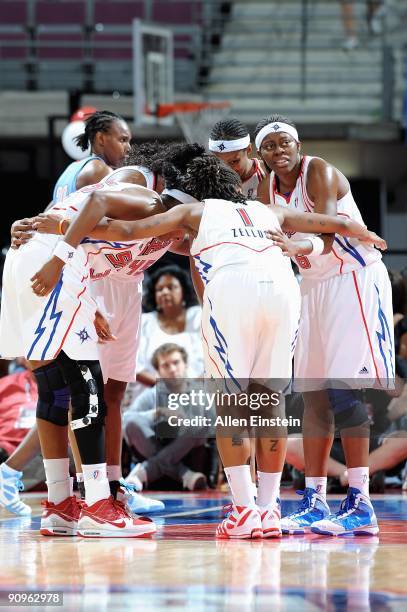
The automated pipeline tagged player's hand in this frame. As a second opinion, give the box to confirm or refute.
[10,218,35,249]
[265,228,301,257]
[359,230,387,251]
[32,213,65,235]
[30,257,64,297]
[94,310,117,343]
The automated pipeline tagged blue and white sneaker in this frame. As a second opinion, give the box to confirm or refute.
[119,479,165,514]
[311,487,379,536]
[281,488,330,535]
[0,464,31,516]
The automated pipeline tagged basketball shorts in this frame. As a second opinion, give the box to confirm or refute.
[90,276,142,383]
[201,268,301,392]
[294,260,394,390]
[0,239,98,362]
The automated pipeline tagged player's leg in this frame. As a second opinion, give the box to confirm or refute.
[202,271,261,539]
[311,264,392,536]
[252,278,300,538]
[95,278,164,514]
[55,351,155,538]
[282,279,332,534]
[28,358,79,536]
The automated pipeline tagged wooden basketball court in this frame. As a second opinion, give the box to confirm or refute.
[1,490,407,610]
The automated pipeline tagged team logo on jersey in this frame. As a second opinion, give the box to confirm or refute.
[105,251,132,270]
[77,328,90,343]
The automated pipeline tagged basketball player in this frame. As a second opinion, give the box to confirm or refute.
[208,118,266,199]
[0,175,173,537]
[255,114,394,536]
[30,145,385,539]
[2,141,172,516]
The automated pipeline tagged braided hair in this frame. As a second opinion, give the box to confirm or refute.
[209,117,249,141]
[75,110,125,151]
[125,141,174,176]
[254,114,297,141]
[162,143,247,204]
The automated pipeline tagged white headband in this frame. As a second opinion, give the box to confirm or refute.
[208,134,250,153]
[161,188,200,204]
[255,122,299,150]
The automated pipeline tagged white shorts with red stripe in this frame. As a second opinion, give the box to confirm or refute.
[201,268,301,391]
[294,260,394,390]
[90,276,142,383]
[0,237,98,362]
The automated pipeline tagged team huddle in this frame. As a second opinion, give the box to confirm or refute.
[0,110,394,539]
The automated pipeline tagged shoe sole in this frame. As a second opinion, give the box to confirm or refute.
[282,527,308,535]
[40,527,77,536]
[311,525,379,536]
[263,528,282,538]
[78,523,157,538]
[216,528,263,540]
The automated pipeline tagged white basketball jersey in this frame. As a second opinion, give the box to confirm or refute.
[191,198,293,285]
[50,178,172,283]
[270,156,381,280]
[242,158,265,200]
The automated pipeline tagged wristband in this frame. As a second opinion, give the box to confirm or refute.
[308,236,325,256]
[57,218,66,235]
[52,240,76,264]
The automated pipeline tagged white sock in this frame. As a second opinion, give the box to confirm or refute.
[82,463,110,506]
[256,471,282,509]
[305,476,327,499]
[43,458,71,504]
[1,463,20,477]
[76,472,84,483]
[224,465,255,507]
[107,465,122,482]
[347,467,369,496]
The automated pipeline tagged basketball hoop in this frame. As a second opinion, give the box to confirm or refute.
[156,101,232,147]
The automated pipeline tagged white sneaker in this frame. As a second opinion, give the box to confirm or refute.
[77,496,156,538]
[0,464,31,516]
[40,496,81,536]
[118,480,165,514]
[124,464,146,491]
[182,469,207,491]
[216,505,262,539]
[259,500,281,538]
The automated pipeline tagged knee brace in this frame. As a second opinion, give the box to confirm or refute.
[55,351,106,430]
[328,389,370,430]
[34,362,70,426]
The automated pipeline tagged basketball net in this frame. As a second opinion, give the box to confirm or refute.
[156,101,231,147]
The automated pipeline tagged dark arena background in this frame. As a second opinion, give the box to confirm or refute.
[0,1,407,610]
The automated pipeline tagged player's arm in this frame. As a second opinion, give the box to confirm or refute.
[76,159,112,190]
[256,173,271,205]
[271,159,337,256]
[273,206,386,249]
[89,204,196,242]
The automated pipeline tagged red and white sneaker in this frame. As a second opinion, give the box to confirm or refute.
[40,496,81,536]
[77,496,157,538]
[260,499,282,539]
[216,505,262,540]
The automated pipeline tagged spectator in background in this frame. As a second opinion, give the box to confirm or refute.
[341,1,386,50]
[124,343,209,491]
[0,359,38,515]
[124,265,203,407]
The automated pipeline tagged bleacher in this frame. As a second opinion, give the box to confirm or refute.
[202,0,407,129]
[0,0,217,93]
